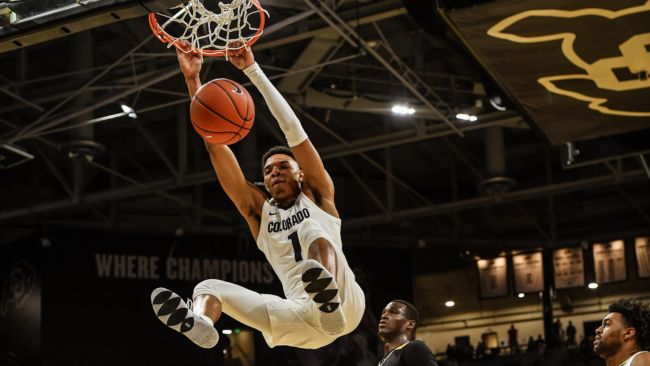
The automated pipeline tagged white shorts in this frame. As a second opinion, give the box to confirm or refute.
[193,262,365,349]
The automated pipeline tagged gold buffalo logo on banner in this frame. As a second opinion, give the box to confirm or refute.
[488,2,650,117]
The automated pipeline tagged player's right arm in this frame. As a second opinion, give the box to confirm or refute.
[177,42,267,240]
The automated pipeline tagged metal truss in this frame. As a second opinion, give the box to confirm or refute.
[2,0,648,248]
[303,0,464,136]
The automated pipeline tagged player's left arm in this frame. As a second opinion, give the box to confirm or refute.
[230,43,338,217]
[631,352,650,366]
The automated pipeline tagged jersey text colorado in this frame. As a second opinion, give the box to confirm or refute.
[267,208,311,233]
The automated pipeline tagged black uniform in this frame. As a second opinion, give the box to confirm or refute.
[379,341,438,366]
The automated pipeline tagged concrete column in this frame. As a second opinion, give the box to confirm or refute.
[485,126,505,177]
[70,31,94,140]
[69,31,94,202]
[542,247,556,349]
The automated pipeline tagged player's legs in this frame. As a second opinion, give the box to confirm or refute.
[151,280,272,349]
[193,279,272,335]
[191,293,222,324]
[298,219,346,336]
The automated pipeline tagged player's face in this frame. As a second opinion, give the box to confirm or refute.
[378,302,412,340]
[263,154,303,201]
[594,313,624,357]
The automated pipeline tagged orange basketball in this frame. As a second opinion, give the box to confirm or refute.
[190,79,255,145]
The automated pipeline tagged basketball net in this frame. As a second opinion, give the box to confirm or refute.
[150,0,268,59]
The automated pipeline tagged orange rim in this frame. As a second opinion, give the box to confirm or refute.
[149,0,266,57]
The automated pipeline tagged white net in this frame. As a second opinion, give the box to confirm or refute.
[154,0,268,58]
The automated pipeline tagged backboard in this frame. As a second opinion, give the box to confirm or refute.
[0,0,180,53]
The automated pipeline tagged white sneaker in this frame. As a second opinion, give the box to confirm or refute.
[301,259,346,336]
[151,288,219,348]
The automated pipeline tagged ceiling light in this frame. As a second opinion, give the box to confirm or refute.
[518,293,525,298]
[588,283,598,289]
[392,106,415,115]
[456,113,478,122]
[445,301,455,307]
[490,98,507,111]
[121,104,137,119]
[222,329,232,335]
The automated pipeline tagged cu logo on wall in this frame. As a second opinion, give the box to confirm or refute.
[488,2,650,117]
[1,260,36,316]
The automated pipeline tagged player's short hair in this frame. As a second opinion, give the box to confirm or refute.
[261,146,298,172]
[392,299,419,340]
[609,298,650,350]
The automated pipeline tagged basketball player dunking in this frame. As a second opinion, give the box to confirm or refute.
[149,40,365,350]
[594,299,650,366]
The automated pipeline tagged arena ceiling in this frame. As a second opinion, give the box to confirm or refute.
[1,0,649,251]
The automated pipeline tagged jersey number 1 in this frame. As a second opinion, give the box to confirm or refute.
[288,232,303,262]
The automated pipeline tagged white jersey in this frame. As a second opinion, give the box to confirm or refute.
[253,191,365,348]
[621,351,648,366]
[257,191,346,300]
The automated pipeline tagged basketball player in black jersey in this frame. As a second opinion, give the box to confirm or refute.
[594,298,650,366]
[378,300,437,366]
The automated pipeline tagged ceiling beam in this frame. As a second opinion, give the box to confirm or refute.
[319,114,522,160]
[342,169,647,229]
[12,65,182,143]
[0,114,520,222]
[255,2,407,51]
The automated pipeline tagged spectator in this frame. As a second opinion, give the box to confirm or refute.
[476,341,486,359]
[526,336,538,354]
[491,341,504,356]
[446,344,454,361]
[566,321,576,348]
[536,334,546,354]
[579,335,590,357]
[507,324,518,354]
[587,335,598,360]
[558,328,566,349]
[553,319,563,348]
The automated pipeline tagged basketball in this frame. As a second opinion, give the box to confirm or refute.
[190,79,255,145]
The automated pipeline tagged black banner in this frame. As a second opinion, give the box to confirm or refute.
[445,0,650,145]
[2,230,411,366]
